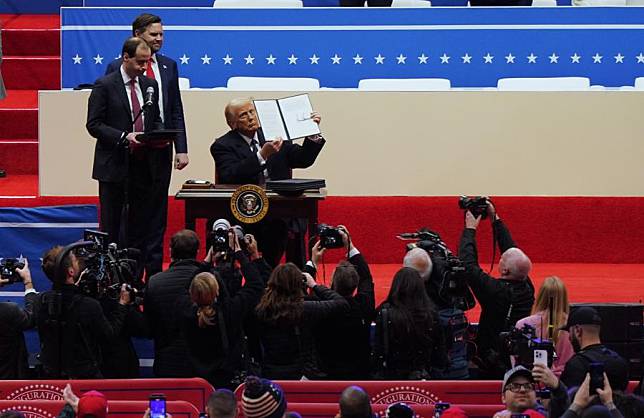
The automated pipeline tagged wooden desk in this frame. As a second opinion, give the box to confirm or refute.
[175,188,326,239]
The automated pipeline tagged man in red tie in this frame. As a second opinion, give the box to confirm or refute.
[86,37,164,272]
[105,13,188,277]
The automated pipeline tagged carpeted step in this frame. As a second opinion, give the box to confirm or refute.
[0,109,37,138]
[0,90,38,108]
[0,15,59,30]
[0,141,38,174]
[2,56,60,90]
[2,29,60,56]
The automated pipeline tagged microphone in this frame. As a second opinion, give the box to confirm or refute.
[144,86,154,108]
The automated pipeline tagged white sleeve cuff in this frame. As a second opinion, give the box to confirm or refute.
[306,260,317,269]
[348,247,360,258]
[256,150,266,165]
[25,288,37,295]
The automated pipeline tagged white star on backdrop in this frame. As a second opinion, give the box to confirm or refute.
[483,53,494,64]
[396,54,407,64]
[93,54,103,64]
[201,54,212,65]
[549,53,559,64]
[266,54,276,65]
[461,53,472,64]
[353,54,363,64]
[374,54,385,64]
[440,53,450,64]
[244,54,255,65]
[592,53,602,64]
[179,54,190,65]
[309,54,320,64]
[571,53,581,64]
[418,53,429,64]
[288,54,298,65]
[222,54,233,65]
[637,53,644,64]
[527,53,538,64]
[505,53,515,64]
[114,54,122,60]
[331,54,342,64]
[614,53,624,64]
[72,54,82,64]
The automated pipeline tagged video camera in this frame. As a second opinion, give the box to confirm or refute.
[398,229,451,259]
[317,224,344,249]
[0,256,26,285]
[458,195,490,219]
[69,230,141,301]
[500,324,555,369]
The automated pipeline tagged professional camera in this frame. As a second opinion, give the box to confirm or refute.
[71,230,140,300]
[317,224,344,249]
[0,257,26,284]
[398,229,450,259]
[210,219,247,253]
[458,195,490,219]
[500,324,555,369]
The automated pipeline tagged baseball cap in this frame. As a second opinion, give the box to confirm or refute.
[77,391,108,418]
[385,402,414,418]
[560,307,602,331]
[502,366,534,391]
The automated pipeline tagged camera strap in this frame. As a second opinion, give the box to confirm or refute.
[380,306,390,369]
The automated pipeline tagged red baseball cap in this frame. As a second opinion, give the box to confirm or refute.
[77,391,108,418]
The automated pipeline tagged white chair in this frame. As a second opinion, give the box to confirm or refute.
[633,77,644,89]
[497,77,591,91]
[573,0,626,5]
[178,77,190,90]
[226,76,320,90]
[357,78,451,91]
[531,0,557,6]
[390,0,432,7]
[213,0,303,7]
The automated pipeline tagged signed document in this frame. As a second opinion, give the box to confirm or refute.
[253,94,321,141]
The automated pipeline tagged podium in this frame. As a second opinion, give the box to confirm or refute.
[175,186,326,242]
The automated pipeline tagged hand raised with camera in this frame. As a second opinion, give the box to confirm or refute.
[486,198,498,221]
[572,374,597,410]
[465,210,482,230]
[15,258,34,290]
[246,234,260,260]
[596,372,614,407]
[229,229,242,253]
[303,272,317,289]
[532,363,559,389]
[311,240,326,267]
[337,225,355,252]
[119,283,131,306]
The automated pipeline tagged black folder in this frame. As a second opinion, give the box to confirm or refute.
[266,178,326,194]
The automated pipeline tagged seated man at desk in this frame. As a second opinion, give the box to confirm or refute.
[210,98,325,267]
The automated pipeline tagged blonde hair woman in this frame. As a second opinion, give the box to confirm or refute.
[515,276,574,374]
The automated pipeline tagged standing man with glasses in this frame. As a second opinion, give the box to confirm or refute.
[494,366,547,418]
[106,13,188,277]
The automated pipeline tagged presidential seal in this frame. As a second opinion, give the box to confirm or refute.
[231,184,269,224]
[370,385,440,407]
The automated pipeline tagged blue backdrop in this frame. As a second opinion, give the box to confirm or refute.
[62,7,644,89]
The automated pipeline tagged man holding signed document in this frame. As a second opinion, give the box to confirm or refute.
[210,96,325,266]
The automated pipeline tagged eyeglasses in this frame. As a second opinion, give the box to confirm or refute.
[504,383,535,393]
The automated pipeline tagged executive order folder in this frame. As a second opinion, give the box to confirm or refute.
[253,94,321,141]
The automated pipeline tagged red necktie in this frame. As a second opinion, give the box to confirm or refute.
[146,57,155,79]
[130,78,144,132]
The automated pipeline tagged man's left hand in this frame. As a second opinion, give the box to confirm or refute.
[175,153,189,170]
[310,111,321,125]
[465,211,482,230]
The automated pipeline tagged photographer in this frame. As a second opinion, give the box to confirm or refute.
[309,226,376,380]
[35,245,131,378]
[179,230,264,389]
[458,200,535,378]
[145,229,209,377]
[0,259,37,379]
[255,263,349,379]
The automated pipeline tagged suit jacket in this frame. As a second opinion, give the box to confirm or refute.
[106,54,187,154]
[210,129,325,184]
[86,70,164,182]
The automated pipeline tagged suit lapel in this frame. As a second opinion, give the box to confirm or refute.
[157,54,170,111]
[113,71,133,125]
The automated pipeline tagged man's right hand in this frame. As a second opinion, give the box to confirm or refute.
[487,199,498,221]
[119,284,132,305]
[311,240,326,266]
[465,211,482,230]
[15,259,34,290]
[338,225,356,252]
[260,138,283,159]
[126,132,142,147]
[532,363,559,389]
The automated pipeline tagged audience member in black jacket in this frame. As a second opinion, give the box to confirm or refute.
[308,226,376,380]
[0,259,37,379]
[458,201,535,379]
[373,267,447,380]
[255,263,349,380]
[179,230,264,389]
[144,229,209,377]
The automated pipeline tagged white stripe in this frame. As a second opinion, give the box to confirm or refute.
[139,359,154,367]
[0,222,99,228]
[0,291,24,297]
[61,24,644,31]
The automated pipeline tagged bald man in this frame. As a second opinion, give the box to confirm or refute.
[458,200,535,379]
[336,386,373,418]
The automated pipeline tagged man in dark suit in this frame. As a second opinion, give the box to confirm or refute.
[210,98,325,266]
[106,13,188,276]
[86,37,165,273]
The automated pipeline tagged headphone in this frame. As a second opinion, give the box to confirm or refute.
[54,241,94,284]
